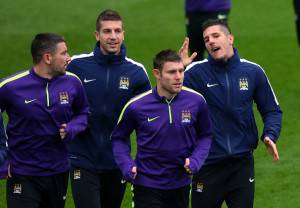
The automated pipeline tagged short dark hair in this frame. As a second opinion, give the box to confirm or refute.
[202,19,231,35]
[96,9,122,31]
[153,49,182,71]
[31,33,65,64]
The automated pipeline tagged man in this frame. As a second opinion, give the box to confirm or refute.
[66,9,151,208]
[180,19,282,208]
[185,0,231,61]
[0,33,89,208]
[111,50,213,208]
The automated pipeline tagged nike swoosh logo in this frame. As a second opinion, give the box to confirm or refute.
[24,99,36,104]
[121,179,127,184]
[206,83,219,88]
[147,116,160,122]
[84,78,96,83]
[249,178,255,183]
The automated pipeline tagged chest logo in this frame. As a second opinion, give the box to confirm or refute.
[239,78,248,90]
[206,83,219,88]
[181,110,191,123]
[84,78,96,83]
[119,77,130,90]
[13,184,22,194]
[59,91,69,104]
[147,116,160,122]
[24,99,36,104]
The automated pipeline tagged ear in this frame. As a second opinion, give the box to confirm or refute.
[152,68,161,80]
[228,34,234,46]
[42,53,52,65]
[95,30,100,41]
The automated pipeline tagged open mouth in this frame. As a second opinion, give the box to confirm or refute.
[212,47,221,52]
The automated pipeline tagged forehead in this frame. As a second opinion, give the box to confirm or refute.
[54,42,67,53]
[162,61,184,71]
[99,20,123,30]
[203,25,224,36]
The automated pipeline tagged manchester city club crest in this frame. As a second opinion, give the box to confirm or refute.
[181,110,191,123]
[119,77,130,90]
[13,184,22,194]
[59,91,69,104]
[73,169,81,180]
[239,78,248,90]
[195,182,204,192]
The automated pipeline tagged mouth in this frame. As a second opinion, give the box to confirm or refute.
[211,46,221,53]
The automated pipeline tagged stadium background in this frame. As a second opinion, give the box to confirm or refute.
[0,0,299,207]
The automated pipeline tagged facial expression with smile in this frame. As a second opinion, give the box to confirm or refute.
[95,20,124,55]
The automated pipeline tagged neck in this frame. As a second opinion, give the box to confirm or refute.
[156,85,177,100]
[33,64,55,79]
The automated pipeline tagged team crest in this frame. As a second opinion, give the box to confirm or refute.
[181,110,191,123]
[59,91,69,104]
[73,169,81,180]
[195,182,204,193]
[119,77,130,90]
[13,184,22,194]
[239,78,248,90]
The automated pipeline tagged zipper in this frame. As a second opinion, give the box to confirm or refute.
[45,81,50,107]
[106,67,110,90]
[165,96,175,124]
[225,72,232,154]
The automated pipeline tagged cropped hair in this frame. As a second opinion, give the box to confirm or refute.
[31,33,65,64]
[202,19,232,34]
[96,9,122,31]
[153,49,182,71]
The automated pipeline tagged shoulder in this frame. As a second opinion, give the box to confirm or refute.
[63,72,83,85]
[181,86,206,103]
[185,59,209,73]
[124,57,148,75]
[240,58,264,72]
[117,89,152,123]
[0,70,30,88]
[71,52,94,62]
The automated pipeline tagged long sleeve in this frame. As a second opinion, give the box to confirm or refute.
[64,80,89,142]
[111,105,136,181]
[189,100,213,174]
[0,114,7,165]
[254,69,282,142]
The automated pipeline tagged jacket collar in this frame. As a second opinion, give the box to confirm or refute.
[152,87,179,103]
[93,42,126,65]
[207,48,241,71]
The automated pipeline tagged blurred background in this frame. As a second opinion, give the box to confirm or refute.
[0,0,299,207]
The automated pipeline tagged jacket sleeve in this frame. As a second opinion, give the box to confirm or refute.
[64,79,89,142]
[0,114,7,166]
[132,66,152,96]
[111,104,136,182]
[254,68,282,142]
[189,98,213,174]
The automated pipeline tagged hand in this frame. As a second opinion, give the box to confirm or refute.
[59,123,67,140]
[178,37,197,67]
[264,137,279,161]
[184,158,192,174]
[132,166,137,179]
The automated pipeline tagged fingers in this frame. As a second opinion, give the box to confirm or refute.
[132,166,137,179]
[59,123,67,140]
[184,158,191,174]
[264,137,280,161]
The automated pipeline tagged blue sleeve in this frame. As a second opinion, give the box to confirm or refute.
[132,68,151,96]
[254,69,282,142]
[111,105,136,182]
[64,79,89,142]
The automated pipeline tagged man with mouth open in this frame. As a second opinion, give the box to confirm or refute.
[181,19,282,208]
[111,49,213,208]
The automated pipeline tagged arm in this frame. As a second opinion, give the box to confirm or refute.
[62,80,89,141]
[186,100,213,174]
[0,114,7,166]
[254,68,282,160]
[111,105,137,182]
[133,66,152,96]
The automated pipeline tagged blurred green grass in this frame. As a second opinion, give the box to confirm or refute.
[1,0,299,207]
